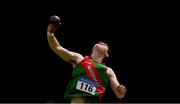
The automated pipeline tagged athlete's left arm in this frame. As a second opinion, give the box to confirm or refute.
[107,67,127,99]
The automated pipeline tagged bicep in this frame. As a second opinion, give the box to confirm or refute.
[54,47,84,63]
[107,67,120,92]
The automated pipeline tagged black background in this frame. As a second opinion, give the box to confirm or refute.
[0,1,179,103]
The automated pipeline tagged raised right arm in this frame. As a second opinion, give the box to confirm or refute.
[47,23,84,65]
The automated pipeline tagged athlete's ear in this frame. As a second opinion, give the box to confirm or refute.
[105,52,109,57]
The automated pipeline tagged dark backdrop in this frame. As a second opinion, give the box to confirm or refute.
[0,1,179,103]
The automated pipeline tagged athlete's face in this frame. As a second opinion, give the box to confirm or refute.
[92,42,109,58]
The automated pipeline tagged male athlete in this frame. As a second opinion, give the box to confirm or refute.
[47,15,126,103]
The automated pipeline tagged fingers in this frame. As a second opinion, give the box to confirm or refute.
[54,23,61,31]
[120,85,126,91]
[47,24,54,33]
[120,85,127,94]
[47,24,52,32]
[47,24,60,33]
[48,15,61,33]
[117,85,127,99]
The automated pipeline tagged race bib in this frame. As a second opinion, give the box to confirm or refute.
[76,77,97,95]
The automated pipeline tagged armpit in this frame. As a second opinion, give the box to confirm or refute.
[68,60,78,68]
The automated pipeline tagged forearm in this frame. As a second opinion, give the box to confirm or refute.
[47,31,79,62]
[47,16,81,62]
[107,67,126,99]
[47,31,62,51]
[110,79,123,99]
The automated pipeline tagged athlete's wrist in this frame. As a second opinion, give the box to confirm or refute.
[47,31,54,37]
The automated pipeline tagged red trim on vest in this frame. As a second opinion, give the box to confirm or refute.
[80,56,105,101]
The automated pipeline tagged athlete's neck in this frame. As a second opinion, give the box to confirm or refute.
[90,54,104,63]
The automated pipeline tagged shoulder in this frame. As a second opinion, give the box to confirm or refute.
[106,67,113,76]
[106,67,116,78]
[71,53,84,67]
